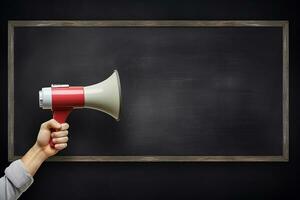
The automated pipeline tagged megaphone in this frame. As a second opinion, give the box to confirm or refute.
[39,70,121,146]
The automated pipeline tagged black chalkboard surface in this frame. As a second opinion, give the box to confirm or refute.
[8,21,289,161]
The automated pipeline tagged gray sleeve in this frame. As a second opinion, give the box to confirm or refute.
[0,159,34,200]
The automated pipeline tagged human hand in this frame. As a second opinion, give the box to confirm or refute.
[21,119,70,176]
[36,119,69,158]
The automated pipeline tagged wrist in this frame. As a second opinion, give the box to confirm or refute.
[21,143,48,176]
[32,143,49,161]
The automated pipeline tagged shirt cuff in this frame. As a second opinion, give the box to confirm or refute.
[5,159,34,191]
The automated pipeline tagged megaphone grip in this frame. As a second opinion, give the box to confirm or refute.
[49,108,72,148]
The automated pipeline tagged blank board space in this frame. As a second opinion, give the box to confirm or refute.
[9,21,288,161]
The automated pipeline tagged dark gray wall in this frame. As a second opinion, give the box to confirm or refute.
[0,0,299,199]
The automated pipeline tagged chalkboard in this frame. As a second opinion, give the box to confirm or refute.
[8,21,289,161]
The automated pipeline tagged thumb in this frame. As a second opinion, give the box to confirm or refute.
[42,119,61,130]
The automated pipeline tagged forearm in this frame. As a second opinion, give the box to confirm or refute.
[21,143,48,176]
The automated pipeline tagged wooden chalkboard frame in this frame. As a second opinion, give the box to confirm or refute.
[8,20,289,162]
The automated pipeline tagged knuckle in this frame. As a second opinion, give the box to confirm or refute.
[62,124,69,130]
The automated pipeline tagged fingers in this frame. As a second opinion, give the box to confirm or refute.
[51,128,69,151]
[52,136,69,144]
[41,119,61,130]
[54,143,67,150]
[51,130,68,138]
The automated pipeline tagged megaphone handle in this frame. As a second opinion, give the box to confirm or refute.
[49,108,72,147]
